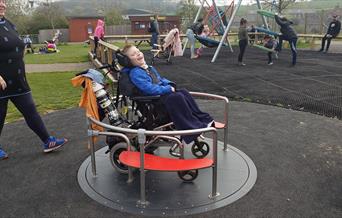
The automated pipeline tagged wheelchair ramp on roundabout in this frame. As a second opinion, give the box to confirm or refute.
[78,139,257,216]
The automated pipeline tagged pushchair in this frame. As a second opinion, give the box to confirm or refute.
[73,55,211,181]
[150,28,182,65]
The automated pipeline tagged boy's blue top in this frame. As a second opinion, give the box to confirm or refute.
[122,66,173,96]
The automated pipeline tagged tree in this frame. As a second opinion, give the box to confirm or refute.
[105,8,124,25]
[177,0,198,30]
[262,0,297,14]
[27,3,68,34]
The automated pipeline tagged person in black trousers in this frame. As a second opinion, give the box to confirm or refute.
[238,18,248,66]
[0,0,67,160]
[319,14,341,53]
[275,14,298,66]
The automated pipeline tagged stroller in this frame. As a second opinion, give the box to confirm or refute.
[151,28,182,65]
[73,55,210,181]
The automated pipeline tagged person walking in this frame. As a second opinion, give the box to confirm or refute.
[0,0,67,160]
[149,15,160,49]
[186,18,204,59]
[238,18,248,66]
[275,14,298,66]
[319,14,341,53]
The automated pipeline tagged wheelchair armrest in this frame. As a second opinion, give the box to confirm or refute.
[131,95,161,102]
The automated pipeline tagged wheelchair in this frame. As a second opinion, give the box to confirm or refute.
[97,62,210,179]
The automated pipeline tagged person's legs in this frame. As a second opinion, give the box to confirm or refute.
[276,35,283,52]
[161,92,209,143]
[151,32,158,49]
[10,93,50,142]
[0,98,9,137]
[320,35,327,51]
[10,93,67,152]
[238,39,247,64]
[0,98,9,159]
[289,38,298,66]
[268,52,273,64]
[186,29,196,58]
[325,37,333,52]
[176,89,213,124]
[93,36,99,56]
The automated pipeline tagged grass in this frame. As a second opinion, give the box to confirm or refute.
[5,72,82,123]
[24,43,90,64]
[111,41,152,51]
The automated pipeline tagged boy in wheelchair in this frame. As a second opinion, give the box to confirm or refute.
[118,45,214,146]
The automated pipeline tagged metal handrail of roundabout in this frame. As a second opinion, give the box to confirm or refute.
[86,91,229,206]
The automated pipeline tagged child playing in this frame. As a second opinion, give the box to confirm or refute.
[263,35,278,65]
[196,25,210,57]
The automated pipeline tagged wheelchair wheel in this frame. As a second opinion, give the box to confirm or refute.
[177,170,198,182]
[191,141,210,158]
[109,142,136,174]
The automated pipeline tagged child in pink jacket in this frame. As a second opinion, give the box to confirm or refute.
[93,19,105,57]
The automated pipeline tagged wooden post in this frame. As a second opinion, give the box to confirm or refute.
[304,13,307,34]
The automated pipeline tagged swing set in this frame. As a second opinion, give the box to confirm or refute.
[183,0,283,62]
[182,0,235,53]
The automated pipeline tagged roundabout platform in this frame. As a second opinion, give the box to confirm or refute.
[78,140,257,216]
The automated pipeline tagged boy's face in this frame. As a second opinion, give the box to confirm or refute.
[126,46,146,67]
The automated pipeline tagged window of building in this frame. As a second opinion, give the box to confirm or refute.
[134,22,146,29]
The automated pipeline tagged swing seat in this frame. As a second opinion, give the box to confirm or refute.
[253,44,276,53]
[255,27,280,36]
[195,35,227,48]
[257,9,276,18]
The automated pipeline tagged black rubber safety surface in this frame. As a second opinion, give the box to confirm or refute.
[1,103,342,217]
[78,141,257,216]
[145,47,342,119]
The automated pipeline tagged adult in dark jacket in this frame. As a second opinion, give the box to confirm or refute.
[150,14,160,49]
[0,0,67,160]
[319,15,341,53]
[275,14,298,66]
[120,44,214,145]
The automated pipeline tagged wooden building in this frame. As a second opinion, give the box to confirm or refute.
[129,16,181,35]
[68,16,104,42]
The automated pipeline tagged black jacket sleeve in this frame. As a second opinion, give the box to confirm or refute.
[330,21,341,38]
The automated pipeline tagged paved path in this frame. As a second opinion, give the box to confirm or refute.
[0,102,341,217]
[25,62,92,73]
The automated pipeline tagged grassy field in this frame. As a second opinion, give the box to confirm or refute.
[5,72,82,123]
[24,43,90,64]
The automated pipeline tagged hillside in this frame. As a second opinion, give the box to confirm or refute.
[57,0,181,16]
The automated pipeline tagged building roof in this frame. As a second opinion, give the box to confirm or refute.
[122,8,155,16]
[67,16,104,20]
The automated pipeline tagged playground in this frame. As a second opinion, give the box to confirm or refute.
[1,0,342,217]
[1,44,341,217]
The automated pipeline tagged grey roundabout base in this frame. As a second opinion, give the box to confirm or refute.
[78,139,257,216]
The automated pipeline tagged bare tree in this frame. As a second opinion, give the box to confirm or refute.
[262,0,297,14]
[5,0,30,17]
[177,0,198,29]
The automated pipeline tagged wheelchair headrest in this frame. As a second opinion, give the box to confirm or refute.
[115,50,134,68]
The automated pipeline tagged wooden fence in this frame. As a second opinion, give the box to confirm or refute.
[89,33,342,70]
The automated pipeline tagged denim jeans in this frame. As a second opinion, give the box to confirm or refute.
[151,32,159,49]
[186,29,196,58]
